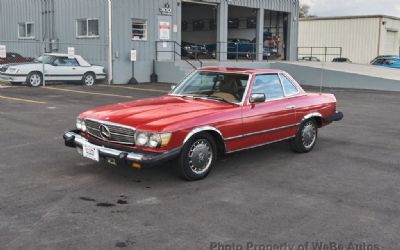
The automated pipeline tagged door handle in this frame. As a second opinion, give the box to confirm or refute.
[285,105,296,110]
[72,68,76,70]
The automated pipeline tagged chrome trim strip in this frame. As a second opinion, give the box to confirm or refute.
[302,112,322,122]
[224,123,300,142]
[226,136,295,154]
[183,125,225,144]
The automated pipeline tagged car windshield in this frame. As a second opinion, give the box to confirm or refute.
[171,70,250,104]
[34,55,56,64]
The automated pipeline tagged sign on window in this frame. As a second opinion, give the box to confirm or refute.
[159,21,171,40]
[0,45,6,58]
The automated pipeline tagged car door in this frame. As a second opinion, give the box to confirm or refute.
[239,73,297,149]
[47,57,82,81]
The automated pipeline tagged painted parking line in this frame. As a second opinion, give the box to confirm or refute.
[106,85,169,93]
[0,95,47,104]
[42,86,133,99]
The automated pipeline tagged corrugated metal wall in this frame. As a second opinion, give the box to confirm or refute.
[299,18,381,64]
[0,0,299,83]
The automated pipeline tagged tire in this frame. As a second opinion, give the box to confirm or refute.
[82,72,96,86]
[26,72,43,87]
[176,133,217,181]
[290,119,318,153]
[246,51,255,60]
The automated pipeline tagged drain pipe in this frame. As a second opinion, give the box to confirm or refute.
[107,0,113,84]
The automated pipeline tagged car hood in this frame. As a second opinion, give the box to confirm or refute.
[80,95,234,131]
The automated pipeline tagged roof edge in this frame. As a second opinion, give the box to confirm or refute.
[300,14,400,22]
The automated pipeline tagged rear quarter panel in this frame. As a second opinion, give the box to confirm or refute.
[292,93,337,125]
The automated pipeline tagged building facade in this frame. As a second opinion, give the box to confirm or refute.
[299,15,400,64]
[0,0,300,83]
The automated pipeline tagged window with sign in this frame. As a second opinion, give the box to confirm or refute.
[77,19,99,38]
[18,22,35,39]
[132,19,147,41]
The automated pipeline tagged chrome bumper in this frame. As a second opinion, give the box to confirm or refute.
[63,130,181,167]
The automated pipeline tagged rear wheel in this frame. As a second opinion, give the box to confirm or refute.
[26,72,43,87]
[82,72,96,86]
[290,119,318,153]
[176,133,217,181]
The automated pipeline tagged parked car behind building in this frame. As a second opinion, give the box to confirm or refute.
[371,56,400,69]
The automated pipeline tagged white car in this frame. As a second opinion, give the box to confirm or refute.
[0,53,106,87]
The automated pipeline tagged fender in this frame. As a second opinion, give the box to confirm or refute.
[183,126,227,153]
[183,125,225,144]
[301,112,322,123]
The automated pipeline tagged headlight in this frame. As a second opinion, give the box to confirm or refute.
[135,132,149,146]
[148,134,161,148]
[76,118,87,132]
[135,131,172,148]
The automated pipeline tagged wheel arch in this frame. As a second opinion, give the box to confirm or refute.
[183,126,226,154]
[84,71,96,77]
[302,112,323,127]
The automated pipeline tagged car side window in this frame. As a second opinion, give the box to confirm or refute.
[251,74,284,100]
[280,74,299,96]
[54,57,79,66]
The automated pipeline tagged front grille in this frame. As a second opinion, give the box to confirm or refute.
[85,119,136,145]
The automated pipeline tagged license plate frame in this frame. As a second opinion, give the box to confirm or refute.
[82,143,100,162]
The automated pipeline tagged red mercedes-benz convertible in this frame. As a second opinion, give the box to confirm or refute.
[64,67,343,180]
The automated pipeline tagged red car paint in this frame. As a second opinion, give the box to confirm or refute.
[79,68,338,154]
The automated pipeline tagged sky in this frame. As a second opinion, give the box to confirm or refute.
[300,0,400,17]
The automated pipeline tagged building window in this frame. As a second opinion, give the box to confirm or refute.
[18,22,35,39]
[132,19,147,41]
[77,19,99,38]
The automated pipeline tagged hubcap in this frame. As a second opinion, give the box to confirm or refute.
[188,139,213,175]
[302,121,316,149]
[85,75,94,85]
[30,74,41,86]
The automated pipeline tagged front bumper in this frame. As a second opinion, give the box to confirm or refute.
[0,73,27,82]
[63,130,181,168]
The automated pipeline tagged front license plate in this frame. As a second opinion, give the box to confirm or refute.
[82,143,99,162]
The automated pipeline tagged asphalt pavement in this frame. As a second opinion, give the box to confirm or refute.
[0,82,399,250]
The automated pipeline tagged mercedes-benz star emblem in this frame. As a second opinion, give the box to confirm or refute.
[99,125,111,140]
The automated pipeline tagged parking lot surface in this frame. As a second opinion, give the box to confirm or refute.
[0,82,399,250]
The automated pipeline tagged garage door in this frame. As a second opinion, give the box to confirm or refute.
[383,30,398,55]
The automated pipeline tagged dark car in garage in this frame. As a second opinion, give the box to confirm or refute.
[181,41,208,59]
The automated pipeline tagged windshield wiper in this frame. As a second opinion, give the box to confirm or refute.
[197,95,234,104]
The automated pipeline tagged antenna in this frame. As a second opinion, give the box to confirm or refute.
[319,61,324,94]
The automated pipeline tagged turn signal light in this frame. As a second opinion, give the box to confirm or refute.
[132,163,141,169]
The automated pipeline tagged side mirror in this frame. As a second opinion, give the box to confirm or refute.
[249,93,266,104]
[171,85,176,91]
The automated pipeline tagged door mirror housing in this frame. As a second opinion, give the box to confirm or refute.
[249,93,266,104]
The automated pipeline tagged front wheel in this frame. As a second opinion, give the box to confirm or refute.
[26,72,43,87]
[82,72,96,86]
[290,119,318,153]
[176,133,217,181]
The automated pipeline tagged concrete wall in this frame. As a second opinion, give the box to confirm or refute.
[272,62,400,92]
